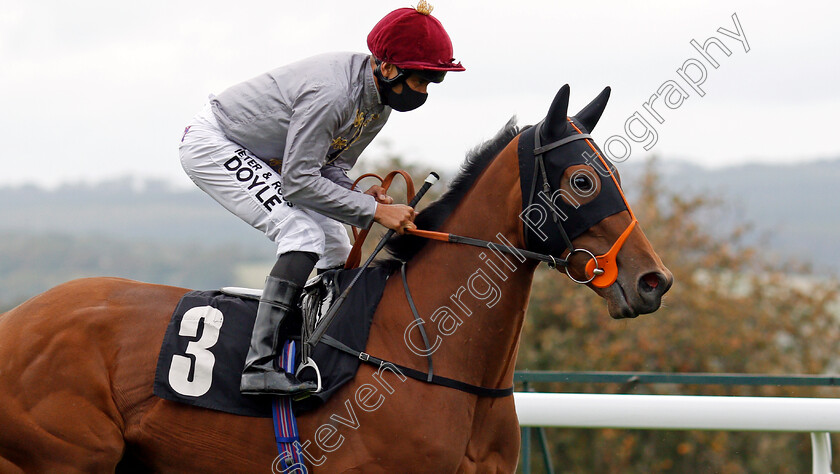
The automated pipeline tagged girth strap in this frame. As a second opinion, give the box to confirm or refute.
[318,335,514,398]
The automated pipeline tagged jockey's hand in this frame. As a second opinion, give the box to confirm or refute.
[374,203,417,235]
[364,185,394,204]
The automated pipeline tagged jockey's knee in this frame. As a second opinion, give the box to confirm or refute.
[273,225,325,262]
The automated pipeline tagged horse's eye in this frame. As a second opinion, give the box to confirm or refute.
[573,175,592,192]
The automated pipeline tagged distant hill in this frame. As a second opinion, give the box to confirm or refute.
[620,158,840,276]
[1,158,838,309]
[0,178,276,249]
[0,178,277,309]
[0,231,263,309]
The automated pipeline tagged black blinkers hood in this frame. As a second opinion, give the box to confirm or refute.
[516,122,628,257]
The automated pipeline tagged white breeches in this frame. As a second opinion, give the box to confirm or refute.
[178,103,352,270]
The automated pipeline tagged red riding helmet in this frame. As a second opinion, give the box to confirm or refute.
[367,2,465,74]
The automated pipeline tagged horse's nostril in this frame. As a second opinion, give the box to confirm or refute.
[639,272,663,293]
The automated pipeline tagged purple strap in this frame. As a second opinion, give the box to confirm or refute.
[271,340,306,472]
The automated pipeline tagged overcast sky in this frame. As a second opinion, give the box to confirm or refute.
[2,0,838,188]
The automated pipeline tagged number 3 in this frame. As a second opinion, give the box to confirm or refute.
[168,305,224,397]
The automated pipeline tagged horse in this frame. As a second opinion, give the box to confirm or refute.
[0,85,672,473]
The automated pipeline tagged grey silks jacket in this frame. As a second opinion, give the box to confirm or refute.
[211,52,391,229]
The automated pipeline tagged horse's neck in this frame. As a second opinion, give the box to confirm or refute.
[403,136,538,388]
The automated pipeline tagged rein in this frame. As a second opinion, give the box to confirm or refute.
[345,172,583,272]
[345,170,416,270]
[405,228,568,269]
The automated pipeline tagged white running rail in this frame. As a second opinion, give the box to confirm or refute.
[515,393,839,474]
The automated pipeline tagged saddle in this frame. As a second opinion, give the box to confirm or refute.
[153,266,390,417]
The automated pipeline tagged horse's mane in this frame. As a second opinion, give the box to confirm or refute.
[377,117,523,269]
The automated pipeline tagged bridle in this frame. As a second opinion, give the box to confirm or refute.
[408,119,638,288]
[524,118,638,287]
[525,120,601,283]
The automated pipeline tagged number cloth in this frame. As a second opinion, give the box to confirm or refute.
[153,266,389,417]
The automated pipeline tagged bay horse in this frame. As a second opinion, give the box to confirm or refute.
[0,85,671,473]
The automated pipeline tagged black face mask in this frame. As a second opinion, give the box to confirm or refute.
[374,67,428,112]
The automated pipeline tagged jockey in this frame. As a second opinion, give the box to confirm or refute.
[178,2,465,396]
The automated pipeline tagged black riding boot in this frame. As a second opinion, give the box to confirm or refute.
[240,275,317,396]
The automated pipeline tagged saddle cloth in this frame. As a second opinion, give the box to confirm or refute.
[153,266,390,417]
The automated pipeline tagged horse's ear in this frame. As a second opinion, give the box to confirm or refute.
[542,84,570,141]
[575,86,611,132]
